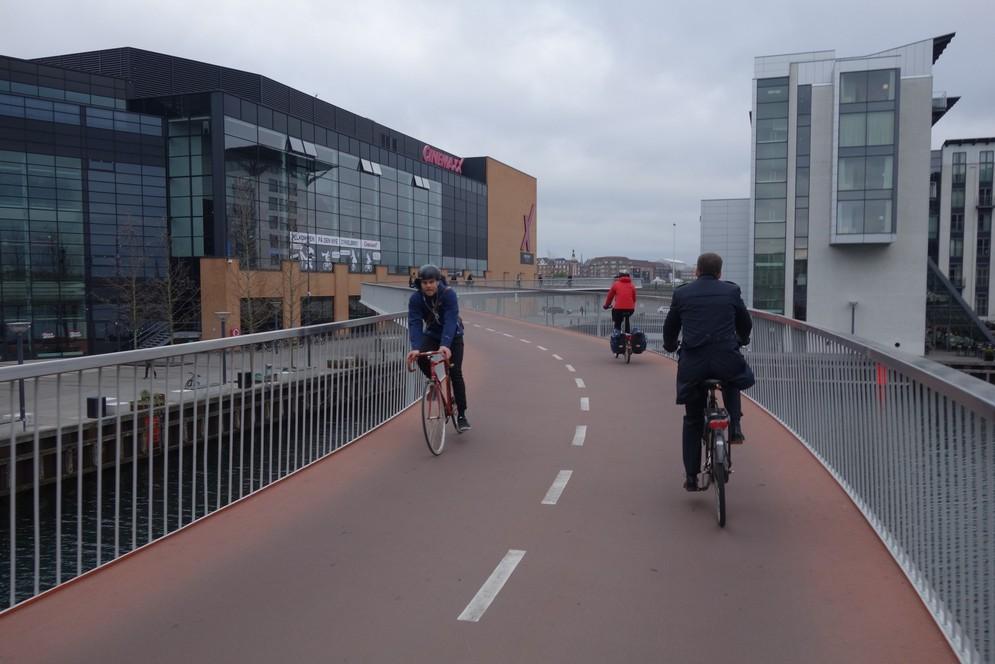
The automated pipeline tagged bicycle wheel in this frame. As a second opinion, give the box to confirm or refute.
[625,342,632,364]
[712,436,727,527]
[421,381,447,456]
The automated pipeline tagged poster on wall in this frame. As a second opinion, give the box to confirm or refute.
[290,232,382,272]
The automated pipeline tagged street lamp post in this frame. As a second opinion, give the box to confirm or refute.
[672,223,677,284]
[8,321,31,429]
[215,311,230,384]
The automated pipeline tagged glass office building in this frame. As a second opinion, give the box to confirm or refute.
[0,55,166,358]
[0,48,528,356]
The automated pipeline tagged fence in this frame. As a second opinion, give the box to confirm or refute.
[362,283,994,664]
[0,312,422,610]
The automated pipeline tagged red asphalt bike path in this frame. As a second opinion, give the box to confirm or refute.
[0,312,954,663]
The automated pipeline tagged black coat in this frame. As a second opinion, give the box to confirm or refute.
[663,276,755,404]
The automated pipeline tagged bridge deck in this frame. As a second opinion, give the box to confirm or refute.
[0,313,954,663]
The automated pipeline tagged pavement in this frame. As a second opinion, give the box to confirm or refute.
[0,312,955,663]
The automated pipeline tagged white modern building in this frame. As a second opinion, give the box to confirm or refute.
[931,138,995,318]
[702,34,957,356]
[700,198,750,289]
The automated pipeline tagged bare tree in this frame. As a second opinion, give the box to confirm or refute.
[102,217,159,349]
[147,237,198,343]
[229,175,270,334]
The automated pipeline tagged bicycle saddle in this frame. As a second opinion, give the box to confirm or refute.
[703,379,722,389]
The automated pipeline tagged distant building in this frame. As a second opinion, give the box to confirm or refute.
[537,251,581,278]
[582,256,671,280]
[700,198,750,288]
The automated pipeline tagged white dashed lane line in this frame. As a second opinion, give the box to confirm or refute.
[580,397,590,411]
[537,346,548,351]
[565,364,576,373]
[486,328,495,332]
[572,425,587,447]
[457,550,527,623]
[541,470,574,506]
[520,339,531,344]
[552,354,563,361]
[575,378,586,389]
[503,333,514,338]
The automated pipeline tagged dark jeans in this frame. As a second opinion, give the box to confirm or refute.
[612,309,634,333]
[416,336,467,414]
[682,385,742,479]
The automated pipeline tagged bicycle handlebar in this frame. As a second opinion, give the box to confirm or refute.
[406,351,449,372]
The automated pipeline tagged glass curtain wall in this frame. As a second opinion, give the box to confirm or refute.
[0,88,165,358]
[837,69,898,236]
[950,151,967,290]
[223,115,442,274]
[793,84,811,321]
[929,151,942,264]
[753,76,789,312]
[976,150,994,314]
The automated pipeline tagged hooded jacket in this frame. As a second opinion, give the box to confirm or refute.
[604,276,637,310]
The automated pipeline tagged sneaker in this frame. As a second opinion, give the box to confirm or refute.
[684,475,699,492]
[456,413,472,431]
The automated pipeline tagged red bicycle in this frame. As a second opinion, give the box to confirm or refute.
[407,351,463,455]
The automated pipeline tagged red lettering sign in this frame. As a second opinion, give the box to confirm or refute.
[422,145,464,175]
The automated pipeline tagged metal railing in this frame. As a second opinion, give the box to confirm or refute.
[450,277,646,290]
[363,282,993,664]
[0,312,423,611]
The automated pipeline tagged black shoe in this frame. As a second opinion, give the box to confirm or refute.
[456,413,471,431]
[730,423,746,444]
[684,475,699,492]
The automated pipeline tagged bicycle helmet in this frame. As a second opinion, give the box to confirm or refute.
[418,264,442,282]
[617,270,630,278]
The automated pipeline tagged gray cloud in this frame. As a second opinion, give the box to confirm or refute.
[1,0,992,264]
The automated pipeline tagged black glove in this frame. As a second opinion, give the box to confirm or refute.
[603,304,610,310]
[738,336,750,347]
[663,342,678,353]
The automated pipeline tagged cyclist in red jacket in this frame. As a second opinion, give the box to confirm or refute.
[603,271,637,333]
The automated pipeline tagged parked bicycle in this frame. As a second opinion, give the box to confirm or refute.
[407,351,464,455]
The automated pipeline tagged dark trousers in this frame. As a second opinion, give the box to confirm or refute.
[612,309,634,333]
[416,336,467,413]
[682,386,742,479]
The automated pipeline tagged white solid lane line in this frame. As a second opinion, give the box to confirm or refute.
[580,397,590,411]
[575,378,586,389]
[572,425,587,447]
[565,364,576,373]
[458,550,527,623]
[552,354,563,361]
[541,470,574,505]
[537,346,548,351]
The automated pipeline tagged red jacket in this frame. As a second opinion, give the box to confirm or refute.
[604,276,637,310]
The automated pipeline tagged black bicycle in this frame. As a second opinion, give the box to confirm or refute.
[699,379,732,527]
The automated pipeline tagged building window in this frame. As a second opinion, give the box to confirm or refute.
[950,238,963,258]
[981,150,994,184]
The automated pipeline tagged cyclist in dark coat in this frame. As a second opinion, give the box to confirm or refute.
[406,264,471,430]
[663,253,754,491]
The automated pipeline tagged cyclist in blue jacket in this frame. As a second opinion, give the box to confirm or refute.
[406,264,471,430]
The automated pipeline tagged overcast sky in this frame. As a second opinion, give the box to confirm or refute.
[1,0,992,264]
